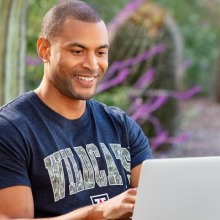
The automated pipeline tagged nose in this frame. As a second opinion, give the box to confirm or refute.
[82,53,98,71]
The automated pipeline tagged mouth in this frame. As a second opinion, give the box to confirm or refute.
[75,76,96,82]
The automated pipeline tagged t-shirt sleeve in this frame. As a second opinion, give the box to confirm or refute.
[0,116,31,189]
[125,115,153,169]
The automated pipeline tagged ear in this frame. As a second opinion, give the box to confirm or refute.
[37,37,51,63]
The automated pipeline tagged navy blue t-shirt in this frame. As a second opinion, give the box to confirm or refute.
[0,91,152,217]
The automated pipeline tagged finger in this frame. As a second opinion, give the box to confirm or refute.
[125,188,137,196]
[123,203,135,213]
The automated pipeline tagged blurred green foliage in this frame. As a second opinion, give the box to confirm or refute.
[84,0,129,23]
[152,0,220,95]
[26,0,58,90]
[95,86,130,109]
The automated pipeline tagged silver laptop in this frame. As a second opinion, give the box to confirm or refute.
[132,156,220,220]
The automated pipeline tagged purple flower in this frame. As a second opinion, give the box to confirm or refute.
[130,102,150,121]
[173,85,201,100]
[150,131,169,150]
[26,56,42,66]
[129,96,168,122]
[133,68,156,89]
[107,0,145,37]
[148,115,163,135]
[151,132,192,150]
[97,68,130,93]
[116,43,165,69]
[97,44,165,92]
[127,98,143,115]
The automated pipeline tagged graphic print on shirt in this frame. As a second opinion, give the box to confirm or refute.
[90,193,109,204]
[44,143,131,202]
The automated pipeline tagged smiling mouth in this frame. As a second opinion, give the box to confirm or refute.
[76,76,96,82]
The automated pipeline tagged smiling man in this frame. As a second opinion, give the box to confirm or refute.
[0,1,153,219]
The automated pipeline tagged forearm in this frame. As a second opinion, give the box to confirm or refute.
[8,205,103,220]
[46,189,135,220]
[51,204,103,220]
[3,188,136,220]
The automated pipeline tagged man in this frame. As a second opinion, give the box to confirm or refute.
[0,0,153,219]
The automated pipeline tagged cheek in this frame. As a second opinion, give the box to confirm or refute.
[55,57,74,73]
[50,48,73,69]
[60,53,83,68]
[100,60,108,74]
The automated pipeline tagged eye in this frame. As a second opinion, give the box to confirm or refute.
[97,50,108,57]
[72,50,84,55]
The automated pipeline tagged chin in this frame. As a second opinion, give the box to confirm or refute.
[77,90,96,100]
[73,93,94,100]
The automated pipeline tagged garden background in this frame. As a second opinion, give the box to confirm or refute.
[1,0,220,157]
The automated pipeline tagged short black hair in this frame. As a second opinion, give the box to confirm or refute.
[41,0,103,40]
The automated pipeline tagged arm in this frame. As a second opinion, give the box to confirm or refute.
[0,185,93,220]
[0,186,137,220]
[0,164,142,220]
[0,186,34,219]
[130,163,142,188]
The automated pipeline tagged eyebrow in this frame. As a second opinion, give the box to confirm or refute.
[66,42,109,49]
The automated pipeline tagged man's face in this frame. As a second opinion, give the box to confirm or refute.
[46,19,109,100]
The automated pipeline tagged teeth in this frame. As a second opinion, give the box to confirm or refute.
[76,76,95,82]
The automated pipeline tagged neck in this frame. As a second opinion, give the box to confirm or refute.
[34,84,86,120]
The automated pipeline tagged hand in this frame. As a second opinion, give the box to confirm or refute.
[96,188,137,219]
[0,215,8,220]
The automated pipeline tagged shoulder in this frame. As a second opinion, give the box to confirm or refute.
[0,92,35,128]
[87,99,141,132]
[87,99,129,122]
[0,92,32,113]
